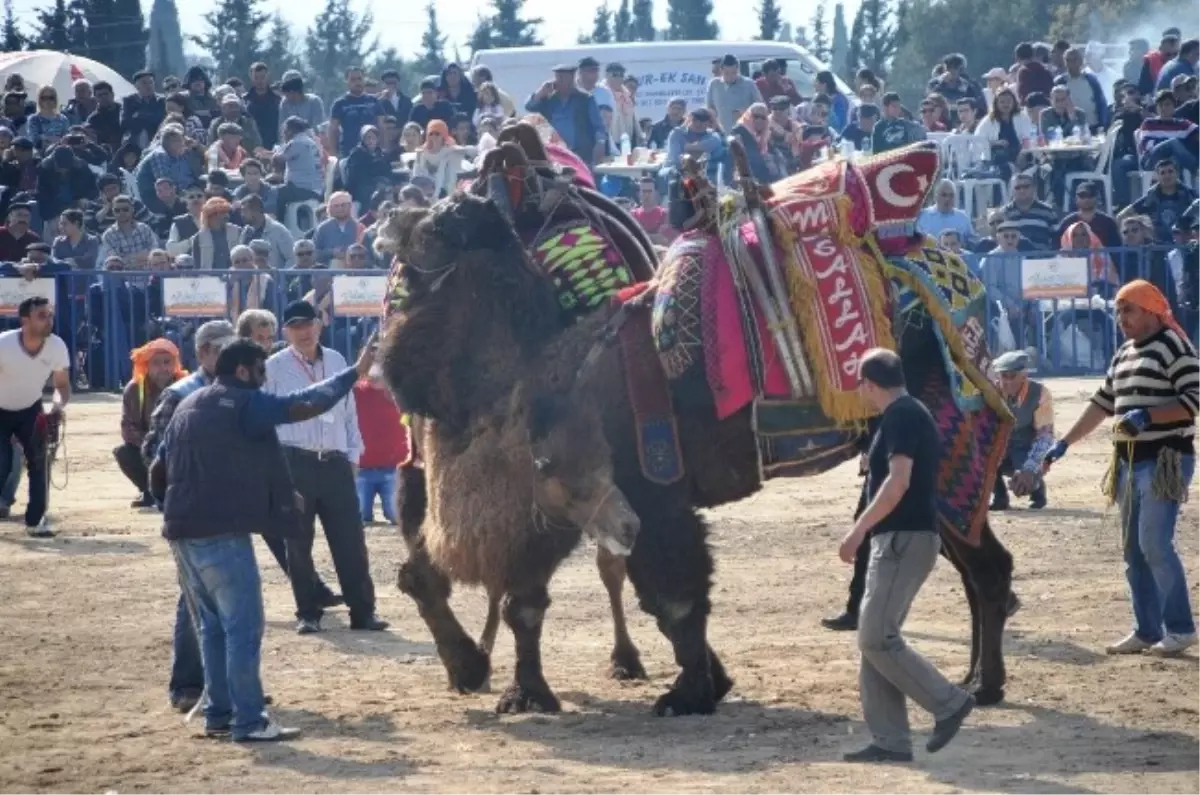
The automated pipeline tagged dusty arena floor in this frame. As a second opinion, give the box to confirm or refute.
[0,376,1197,794]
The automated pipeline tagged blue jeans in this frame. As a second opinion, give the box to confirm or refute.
[1120,454,1196,643]
[1144,138,1199,177]
[169,592,204,700]
[356,467,397,524]
[171,534,266,738]
[1112,153,1140,208]
[1,440,19,507]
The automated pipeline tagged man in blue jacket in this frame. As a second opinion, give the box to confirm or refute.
[151,334,377,741]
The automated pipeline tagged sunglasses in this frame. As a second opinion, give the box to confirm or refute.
[752,113,768,120]
[296,249,315,256]
[427,131,443,137]
[114,206,133,213]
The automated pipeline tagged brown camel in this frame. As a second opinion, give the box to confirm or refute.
[379,191,1014,717]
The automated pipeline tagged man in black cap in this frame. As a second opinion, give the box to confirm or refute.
[525,64,608,168]
[991,350,1054,510]
[706,54,763,134]
[576,57,614,111]
[266,300,388,635]
[120,70,165,150]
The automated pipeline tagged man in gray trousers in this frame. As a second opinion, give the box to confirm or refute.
[838,348,975,763]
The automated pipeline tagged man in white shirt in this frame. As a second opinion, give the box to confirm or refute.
[264,299,386,635]
[0,296,70,536]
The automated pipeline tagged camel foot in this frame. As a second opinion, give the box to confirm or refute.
[609,646,648,681]
[443,638,491,694]
[710,651,734,703]
[969,684,1005,707]
[652,673,716,717]
[495,683,561,714]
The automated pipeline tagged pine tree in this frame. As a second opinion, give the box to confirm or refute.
[262,11,302,77]
[66,0,87,54]
[370,47,415,93]
[666,0,717,40]
[488,0,543,48]
[755,0,781,41]
[109,0,147,77]
[303,0,378,99]
[808,0,829,61]
[415,3,447,77]
[846,5,865,79]
[831,2,848,73]
[581,4,612,44]
[850,0,902,77]
[631,0,654,41]
[192,0,268,81]
[793,24,809,50]
[2,0,23,52]
[33,0,72,51]
[146,0,187,80]
[613,0,632,42]
[468,15,494,54]
[83,0,117,66]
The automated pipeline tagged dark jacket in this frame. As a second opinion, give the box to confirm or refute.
[408,100,455,130]
[344,144,393,208]
[244,87,283,149]
[648,116,681,150]
[437,65,478,120]
[120,93,166,147]
[160,378,300,541]
[35,155,98,218]
[86,103,122,152]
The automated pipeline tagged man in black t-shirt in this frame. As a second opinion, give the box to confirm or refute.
[839,349,974,764]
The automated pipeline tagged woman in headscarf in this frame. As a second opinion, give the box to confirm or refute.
[438,63,478,121]
[227,243,273,318]
[117,338,187,507]
[733,103,785,182]
[1061,220,1120,284]
[413,119,464,198]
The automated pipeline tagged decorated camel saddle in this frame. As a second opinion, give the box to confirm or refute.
[384,121,657,321]
[630,142,1013,545]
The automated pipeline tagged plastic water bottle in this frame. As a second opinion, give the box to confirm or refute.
[620,133,631,157]
[1049,126,1063,146]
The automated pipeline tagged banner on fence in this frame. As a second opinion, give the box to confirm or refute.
[1021,256,1089,299]
[333,274,388,317]
[163,276,228,316]
[0,277,56,316]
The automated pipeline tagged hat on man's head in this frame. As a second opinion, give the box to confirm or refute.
[577,56,600,70]
[552,63,577,73]
[993,350,1030,373]
[283,300,320,326]
[996,220,1020,232]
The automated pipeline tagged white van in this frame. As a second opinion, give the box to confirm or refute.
[470,41,855,123]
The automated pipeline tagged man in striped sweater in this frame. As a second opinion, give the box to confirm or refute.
[1044,280,1198,657]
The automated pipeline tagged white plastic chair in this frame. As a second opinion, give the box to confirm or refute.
[1063,127,1118,210]
[940,133,1007,220]
[323,155,338,199]
[285,199,321,238]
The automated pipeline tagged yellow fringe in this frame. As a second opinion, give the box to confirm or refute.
[873,237,1013,423]
[1103,442,1189,509]
[771,198,895,425]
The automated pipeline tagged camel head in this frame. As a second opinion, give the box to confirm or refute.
[522,387,639,557]
[376,193,566,425]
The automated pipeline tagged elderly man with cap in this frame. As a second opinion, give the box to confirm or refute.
[1044,279,1199,657]
[144,320,342,714]
[266,300,385,634]
[526,64,608,168]
[990,350,1054,510]
[207,94,263,154]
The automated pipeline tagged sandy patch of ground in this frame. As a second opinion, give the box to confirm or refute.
[0,377,1196,793]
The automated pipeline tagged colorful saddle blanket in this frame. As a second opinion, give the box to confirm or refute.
[528,219,634,316]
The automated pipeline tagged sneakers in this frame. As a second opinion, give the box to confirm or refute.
[927,695,974,753]
[296,618,321,635]
[1105,632,1153,655]
[235,718,301,743]
[842,744,912,763]
[820,612,858,631]
[1148,633,1198,657]
[26,518,54,538]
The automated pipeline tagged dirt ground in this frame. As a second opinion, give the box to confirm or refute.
[0,376,1196,794]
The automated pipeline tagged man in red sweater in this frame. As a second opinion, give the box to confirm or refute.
[353,364,409,524]
[1014,42,1054,103]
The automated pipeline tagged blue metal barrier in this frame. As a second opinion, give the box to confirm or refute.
[0,247,1190,390]
[1,268,389,390]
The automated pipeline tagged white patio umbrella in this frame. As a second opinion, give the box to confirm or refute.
[0,50,136,102]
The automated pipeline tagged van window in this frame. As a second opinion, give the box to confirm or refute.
[746,58,821,98]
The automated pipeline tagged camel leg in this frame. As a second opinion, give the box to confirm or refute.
[395,466,491,694]
[623,495,731,717]
[495,583,561,714]
[479,590,501,656]
[596,547,647,680]
[940,538,982,688]
[944,521,1012,706]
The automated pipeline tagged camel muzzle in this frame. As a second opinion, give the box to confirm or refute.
[586,486,640,558]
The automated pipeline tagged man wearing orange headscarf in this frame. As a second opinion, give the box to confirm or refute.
[1044,279,1199,657]
[115,338,187,507]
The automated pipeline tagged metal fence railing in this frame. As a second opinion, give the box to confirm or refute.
[0,245,1190,391]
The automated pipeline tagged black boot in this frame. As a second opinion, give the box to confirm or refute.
[990,474,1010,511]
[1028,483,1046,510]
[820,611,858,631]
